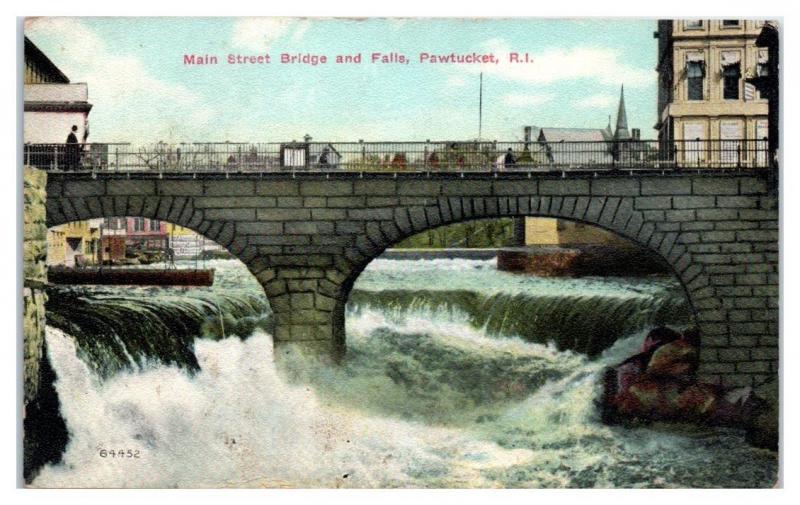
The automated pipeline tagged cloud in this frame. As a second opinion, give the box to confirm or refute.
[25,18,213,142]
[455,38,653,88]
[290,20,311,43]
[231,18,311,51]
[446,75,468,87]
[501,93,554,107]
[573,93,615,109]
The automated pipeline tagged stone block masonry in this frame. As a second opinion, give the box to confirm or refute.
[23,167,48,404]
[44,171,779,388]
[25,166,71,482]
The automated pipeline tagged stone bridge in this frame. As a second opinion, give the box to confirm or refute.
[43,170,778,387]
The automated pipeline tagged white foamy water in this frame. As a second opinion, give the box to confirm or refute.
[32,257,778,488]
[35,327,542,488]
[358,257,684,299]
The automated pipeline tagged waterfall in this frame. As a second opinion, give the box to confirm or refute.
[29,258,777,488]
[347,288,691,357]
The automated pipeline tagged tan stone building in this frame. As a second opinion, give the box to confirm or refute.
[46,220,102,267]
[654,20,770,167]
[524,218,631,248]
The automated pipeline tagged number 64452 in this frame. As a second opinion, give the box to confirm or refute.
[98,449,140,458]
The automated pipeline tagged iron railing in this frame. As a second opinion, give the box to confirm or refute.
[23,139,773,173]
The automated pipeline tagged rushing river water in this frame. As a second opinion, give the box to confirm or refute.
[33,257,778,488]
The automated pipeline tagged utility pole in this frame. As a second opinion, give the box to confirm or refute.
[478,72,483,140]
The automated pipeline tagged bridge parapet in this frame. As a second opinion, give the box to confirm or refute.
[43,170,778,388]
[26,139,774,173]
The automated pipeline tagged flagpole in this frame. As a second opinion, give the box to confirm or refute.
[478,72,483,140]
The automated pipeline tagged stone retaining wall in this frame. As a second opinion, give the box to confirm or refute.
[23,166,48,404]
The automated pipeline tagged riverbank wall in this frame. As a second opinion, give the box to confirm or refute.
[23,166,68,482]
[23,166,47,405]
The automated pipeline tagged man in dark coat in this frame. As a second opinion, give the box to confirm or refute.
[504,148,516,168]
[318,146,330,168]
[65,125,80,170]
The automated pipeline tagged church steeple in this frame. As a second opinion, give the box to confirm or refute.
[614,85,630,140]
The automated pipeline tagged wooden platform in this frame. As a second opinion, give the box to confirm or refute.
[496,245,669,277]
[48,267,215,286]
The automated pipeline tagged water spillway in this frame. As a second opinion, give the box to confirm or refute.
[348,289,689,357]
[348,258,691,357]
[31,257,778,488]
[45,260,270,376]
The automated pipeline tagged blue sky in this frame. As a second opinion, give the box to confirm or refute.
[25,17,658,143]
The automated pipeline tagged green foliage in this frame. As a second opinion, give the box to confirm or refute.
[395,218,515,249]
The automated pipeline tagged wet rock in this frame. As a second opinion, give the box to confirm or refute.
[676,383,721,421]
[616,358,646,393]
[641,326,681,354]
[23,339,68,483]
[601,326,779,452]
[646,340,698,379]
[746,379,779,451]
[618,377,662,417]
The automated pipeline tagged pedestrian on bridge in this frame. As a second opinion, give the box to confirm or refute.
[504,148,517,169]
[319,146,330,168]
[65,125,81,171]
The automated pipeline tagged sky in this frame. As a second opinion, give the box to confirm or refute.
[25,17,659,143]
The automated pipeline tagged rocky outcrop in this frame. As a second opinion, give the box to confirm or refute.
[601,326,778,451]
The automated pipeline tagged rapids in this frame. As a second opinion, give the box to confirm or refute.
[31,257,778,488]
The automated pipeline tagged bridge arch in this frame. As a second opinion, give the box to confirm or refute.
[334,196,706,352]
[44,219,275,386]
[44,183,272,294]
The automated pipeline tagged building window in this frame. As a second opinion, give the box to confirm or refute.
[757,61,769,77]
[149,219,161,232]
[686,61,705,100]
[757,50,769,77]
[133,217,145,232]
[722,62,741,100]
[719,121,742,165]
[104,217,124,230]
[684,20,703,29]
[722,20,740,27]
[683,123,705,165]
